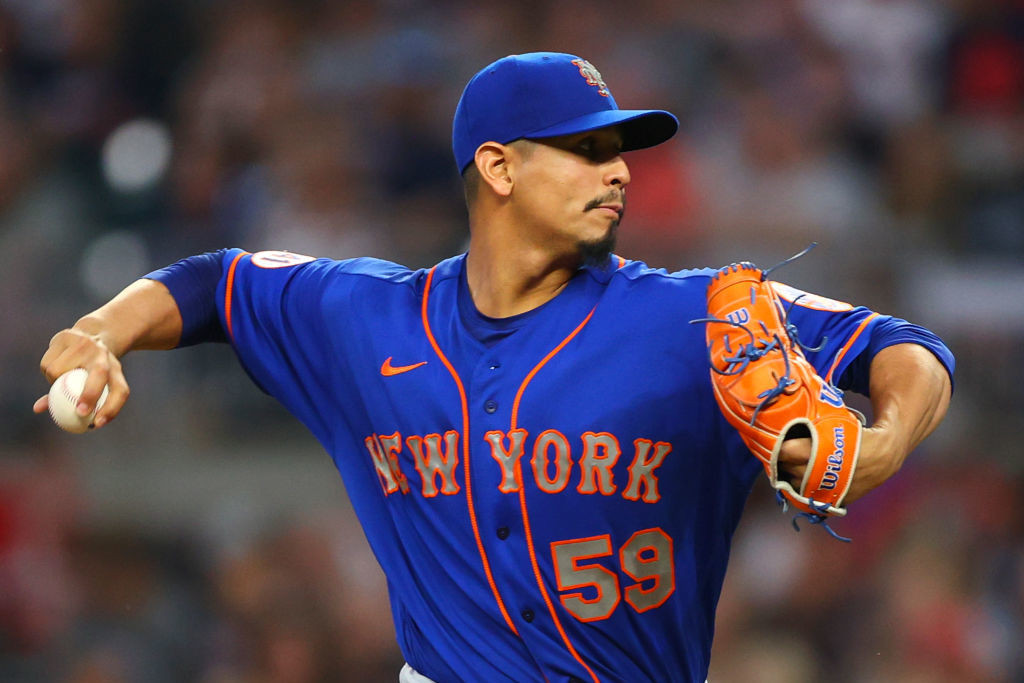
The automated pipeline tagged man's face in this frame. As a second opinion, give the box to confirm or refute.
[510,127,631,266]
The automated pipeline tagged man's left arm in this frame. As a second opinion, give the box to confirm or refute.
[840,342,951,502]
[779,341,952,503]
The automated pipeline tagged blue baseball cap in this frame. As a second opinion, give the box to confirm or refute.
[452,52,679,172]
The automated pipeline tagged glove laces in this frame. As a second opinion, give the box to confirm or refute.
[692,244,857,543]
[775,492,852,543]
[691,243,845,422]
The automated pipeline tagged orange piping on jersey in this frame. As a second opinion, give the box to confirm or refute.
[616,255,626,269]
[420,266,519,637]
[824,312,880,385]
[511,306,601,683]
[223,251,248,340]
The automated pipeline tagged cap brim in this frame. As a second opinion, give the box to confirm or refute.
[524,109,679,152]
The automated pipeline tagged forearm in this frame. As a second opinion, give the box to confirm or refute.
[867,343,952,457]
[847,343,952,500]
[73,279,184,356]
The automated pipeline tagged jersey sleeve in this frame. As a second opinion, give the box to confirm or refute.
[772,282,955,396]
[213,249,359,440]
[833,316,955,395]
[145,250,230,347]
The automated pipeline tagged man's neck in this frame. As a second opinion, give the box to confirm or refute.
[464,232,578,319]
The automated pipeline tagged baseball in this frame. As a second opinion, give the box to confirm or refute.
[48,368,108,433]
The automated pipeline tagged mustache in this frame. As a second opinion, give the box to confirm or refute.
[584,191,627,213]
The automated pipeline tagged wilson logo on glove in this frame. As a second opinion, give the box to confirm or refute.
[819,384,845,408]
[691,248,864,542]
[820,426,847,490]
[724,308,750,326]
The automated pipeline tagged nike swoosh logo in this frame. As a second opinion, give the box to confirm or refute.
[381,357,428,376]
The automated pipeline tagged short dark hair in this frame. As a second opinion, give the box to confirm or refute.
[462,164,481,209]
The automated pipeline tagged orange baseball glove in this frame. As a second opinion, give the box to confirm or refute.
[694,262,864,538]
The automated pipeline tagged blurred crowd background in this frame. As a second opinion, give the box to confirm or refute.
[0,0,1021,681]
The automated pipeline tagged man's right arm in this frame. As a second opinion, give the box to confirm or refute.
[34,278,183,429]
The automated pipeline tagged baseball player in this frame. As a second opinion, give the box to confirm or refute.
[35,53,953,682]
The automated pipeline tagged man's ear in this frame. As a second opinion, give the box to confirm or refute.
[474,142,514,198]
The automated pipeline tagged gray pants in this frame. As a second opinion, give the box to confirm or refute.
[400,663,437,683]
[399,662,708,682]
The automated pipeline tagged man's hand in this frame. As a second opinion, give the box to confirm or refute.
[779,343,952,505]
[34,327,130,429]
[778,427,900,504]
[33,278,183,430]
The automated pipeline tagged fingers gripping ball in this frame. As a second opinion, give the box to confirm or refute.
[48,368,108,433]
[695,262,864,524]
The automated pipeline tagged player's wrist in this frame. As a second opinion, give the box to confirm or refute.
[72,315,128,359]
[846,426,906,501]
[863,417,913,465]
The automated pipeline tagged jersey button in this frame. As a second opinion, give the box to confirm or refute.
[489,361,501,370]
[521,608,534,623]
[496,526,509,540]
[484,400,498,414]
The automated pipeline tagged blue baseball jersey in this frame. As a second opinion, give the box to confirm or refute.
[148,249,953,682]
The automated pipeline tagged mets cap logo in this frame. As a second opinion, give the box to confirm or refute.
[572,58,611,97]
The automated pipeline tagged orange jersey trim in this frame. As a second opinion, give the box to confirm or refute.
[420,266,519,636]
[824,312,880,385]
[223,251,248,339]
[512,306,601,683]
